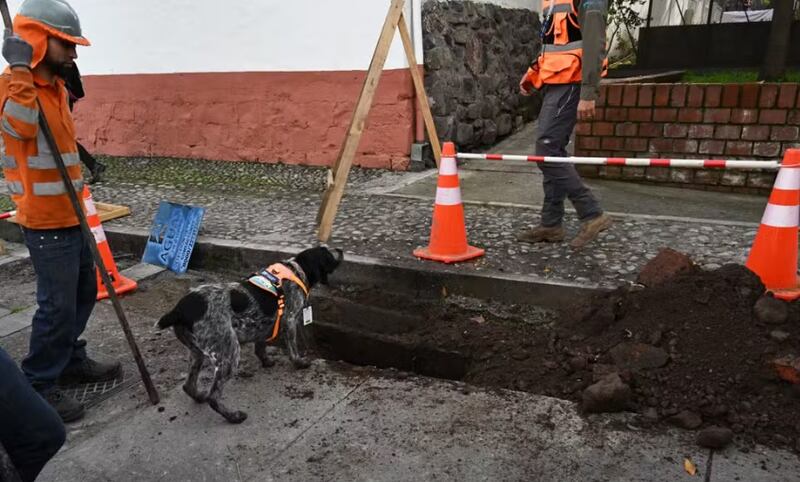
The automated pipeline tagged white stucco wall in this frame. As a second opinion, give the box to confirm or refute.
[423,0,540,11]
[5,0,427,75]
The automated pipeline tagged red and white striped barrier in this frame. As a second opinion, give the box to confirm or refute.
[457,153,781,170]
[0,210,15,220]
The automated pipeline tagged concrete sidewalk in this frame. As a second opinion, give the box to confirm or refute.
[37,360,799,482]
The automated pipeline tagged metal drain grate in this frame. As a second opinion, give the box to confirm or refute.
[57,365,140,408]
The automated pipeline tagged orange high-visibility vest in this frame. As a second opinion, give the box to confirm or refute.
[0,69,85,229]
[525,0,609,89]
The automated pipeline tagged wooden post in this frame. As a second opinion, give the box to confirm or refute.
[316,0,440,242]
[706,0,715,24]
[398,11,442,166]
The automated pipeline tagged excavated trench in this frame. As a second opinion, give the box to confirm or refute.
[309,285,559,390]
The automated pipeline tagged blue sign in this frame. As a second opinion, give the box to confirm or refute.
[143,201,205,274]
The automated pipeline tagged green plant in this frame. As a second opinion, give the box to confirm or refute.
[608,0,646,65]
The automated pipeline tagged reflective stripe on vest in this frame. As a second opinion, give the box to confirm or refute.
[0,136,15,169]
[28,132,80,169]
[6,180,23,194]
[1,117,21,139]
[548,2,575,14]
[32,179,83,196]
[4,99,38,125]
[543,40,583,53]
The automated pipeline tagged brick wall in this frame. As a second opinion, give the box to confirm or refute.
[574,83,800,193]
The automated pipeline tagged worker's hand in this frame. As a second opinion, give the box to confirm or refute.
[2,31,33,69]
[577,99,596,121]
[519,73,533,96]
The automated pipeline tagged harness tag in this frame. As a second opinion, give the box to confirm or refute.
[303,306,313,326]
[258,269,281,285]
[248,274,279,297]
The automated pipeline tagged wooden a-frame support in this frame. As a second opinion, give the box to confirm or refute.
[316,0,441,243]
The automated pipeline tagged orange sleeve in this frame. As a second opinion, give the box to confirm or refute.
[1,68,39,140]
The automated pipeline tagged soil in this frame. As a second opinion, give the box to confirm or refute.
[313,264,800,453]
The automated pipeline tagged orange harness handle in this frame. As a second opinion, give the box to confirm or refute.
[264,263,309,343]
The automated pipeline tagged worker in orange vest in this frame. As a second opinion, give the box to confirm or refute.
[0,0,121,423]
[518,0,612,249]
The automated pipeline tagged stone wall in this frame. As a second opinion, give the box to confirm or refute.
[574,83,800,193]
[422,1,541,151]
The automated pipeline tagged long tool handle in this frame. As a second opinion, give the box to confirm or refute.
[0,3,159,404]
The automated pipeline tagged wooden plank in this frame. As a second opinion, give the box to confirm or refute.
[96,202,131,223]
[5,201,130,224]
[398,11,442,167]
[316,0,406,242]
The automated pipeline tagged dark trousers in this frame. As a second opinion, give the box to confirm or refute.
[535,83,603,227]
[21,226,97,393]
[0,347,66,482]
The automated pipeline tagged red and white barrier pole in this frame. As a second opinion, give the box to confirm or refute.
[0,210,15,220]
[457,153,781,170]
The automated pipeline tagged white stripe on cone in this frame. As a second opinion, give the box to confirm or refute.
[435,187,462,206]
[439,157,458,176]
[90,225,107,244]
[774,168,800,190]
[84,196,97,217]
[761,204,800,228]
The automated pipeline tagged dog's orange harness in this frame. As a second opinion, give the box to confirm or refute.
[247,263,309,343]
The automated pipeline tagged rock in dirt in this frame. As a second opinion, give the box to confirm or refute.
[770,330,790,342]
[592,363,618,382]
[610,342,669,371]
[568,356,590,371]
[582,373,631,414]
[642,407,659,422]
[754,295,789,325]
[636,248,695,287]
[697,426,734,449]
[668,410,703,430]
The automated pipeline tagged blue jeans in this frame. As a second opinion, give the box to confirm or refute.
[0,347,66,482]
[21,226,97,393]
[536,84,603,227]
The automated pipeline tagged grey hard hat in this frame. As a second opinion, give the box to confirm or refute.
[18,0,88,44]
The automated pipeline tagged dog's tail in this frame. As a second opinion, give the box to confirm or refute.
[155,292,206,330]
[155,309,182,330]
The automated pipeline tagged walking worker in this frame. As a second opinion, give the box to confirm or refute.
[1,0,121,423]
[518,0,613,249]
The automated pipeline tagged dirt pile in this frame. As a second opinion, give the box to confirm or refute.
[558,262,800,451]
[313,257,800,452]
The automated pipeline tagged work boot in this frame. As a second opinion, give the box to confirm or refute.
[44,389,85,423]
[515,225,566,243]
[58,357,123,386]
[570,213,613,250]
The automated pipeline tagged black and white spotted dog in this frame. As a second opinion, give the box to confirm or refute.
[156,246,343,423]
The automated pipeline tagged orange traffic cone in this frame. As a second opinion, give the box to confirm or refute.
[746,148,800,301]
[83,187,137,300]
[414,142,484,264]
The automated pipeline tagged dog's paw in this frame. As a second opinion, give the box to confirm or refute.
[260,356,276,368]
[292,357,312,369]
[225,411,248,424]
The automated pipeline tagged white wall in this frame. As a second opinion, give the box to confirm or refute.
[423,0,540,11]
[5,0,425,75]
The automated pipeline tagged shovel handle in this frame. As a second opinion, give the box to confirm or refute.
[0,1,11,33]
